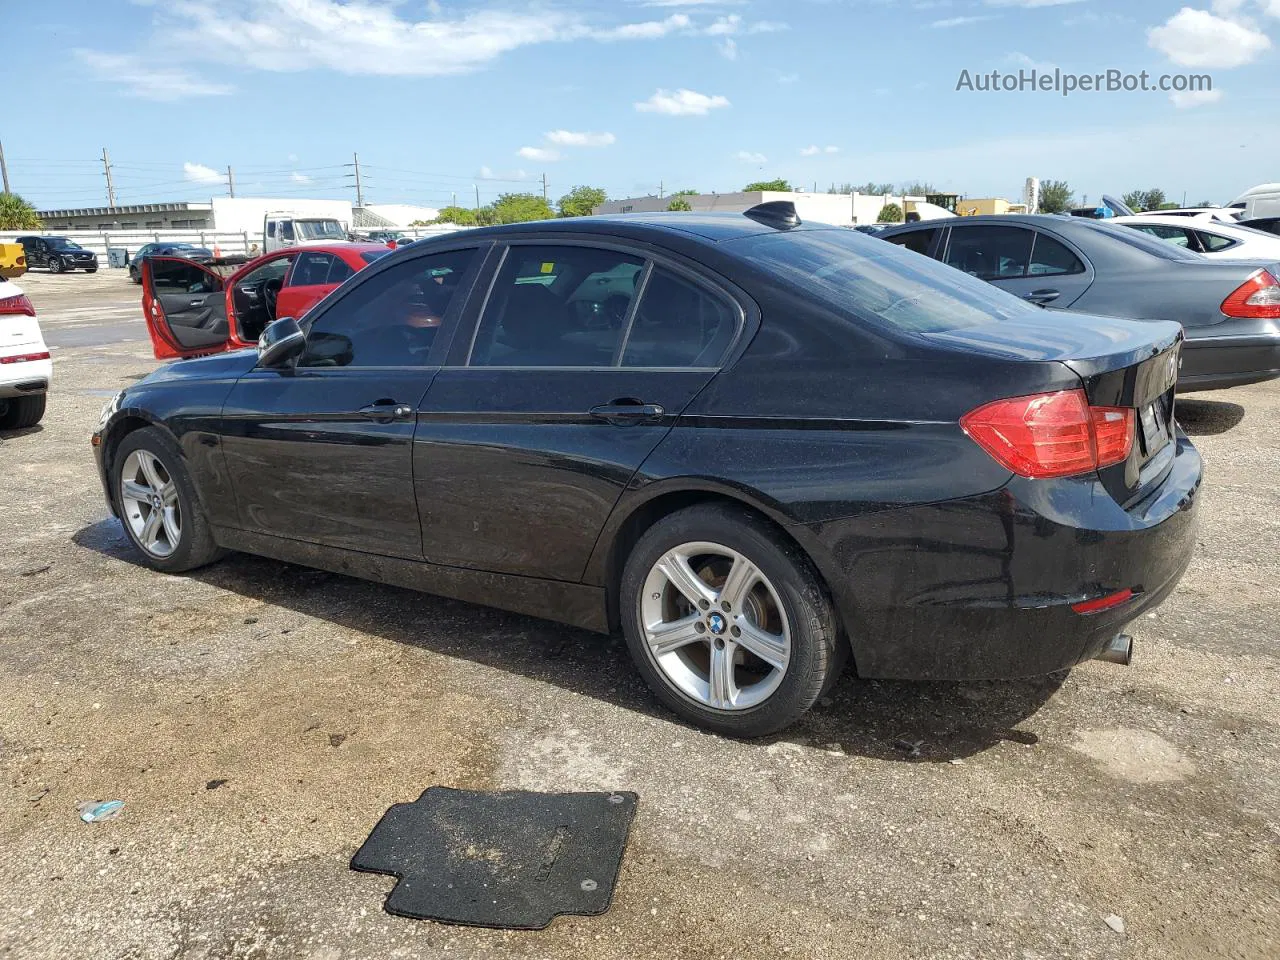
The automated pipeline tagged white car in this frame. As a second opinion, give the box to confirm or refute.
[0,279,51,429]
[1126,207,1242,223]
[1110,215,1280,260]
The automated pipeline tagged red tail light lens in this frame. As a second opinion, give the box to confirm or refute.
[961,389,1135,479]
[0,294,36,317]
[1221,268,1280,319]
[0,351,50,364]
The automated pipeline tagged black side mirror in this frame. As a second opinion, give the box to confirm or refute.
[257,317,305,368]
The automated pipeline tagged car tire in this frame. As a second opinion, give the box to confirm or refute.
[47,257,64,274]
[113,426,224,573]
[86,267,97,274]
[0,394,47,429]
[620,502,843,737]
[130,267,141,284]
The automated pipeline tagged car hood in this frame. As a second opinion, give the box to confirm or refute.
[135,348,259,387]
[52,247,95,256]
[925,310,1183,367]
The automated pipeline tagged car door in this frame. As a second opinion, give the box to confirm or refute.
[276,250,344,320]
[942,224,1095,308]
[413,240,745,582]
[227,253,296,343]
[217,245,487,559]
[141,257,232,359]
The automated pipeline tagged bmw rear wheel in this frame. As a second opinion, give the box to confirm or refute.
[620,503,843,737]
[114,427,223,573]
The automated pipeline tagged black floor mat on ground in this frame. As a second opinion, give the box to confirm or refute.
[351,787,638,929]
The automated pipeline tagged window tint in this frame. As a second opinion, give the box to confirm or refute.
[290,252,336,286]
[1091,221,1203,261]
[885,228,937,256]
[944,226,1033,279]
[1028,233,1086,276]
[151,259,219,294]
[301,249,476,368]
[735,229,1041,334]
[621,267,736,367]
[1196,230,1237,253]
[266,222,276,239]
[326,256,355,284]
[471,245,644,367]
[281,222,295,241]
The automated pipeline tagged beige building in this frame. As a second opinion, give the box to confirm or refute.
[953,197,1027,217]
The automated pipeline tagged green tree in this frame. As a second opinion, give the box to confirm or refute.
[492,192,555,224]
[671,189,699,197]
[557,185,608,218]
[667,196,693,212]
[0,192,40,230]
[1037,180,1073,214]
[834,181,894,195]
[1143,188,1168,211]
[876,203,904,223]
[744,178,792,192]
[1121,190,1147,212]
[898,181,936,196]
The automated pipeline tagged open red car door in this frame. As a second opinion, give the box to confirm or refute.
[141,257,233,360]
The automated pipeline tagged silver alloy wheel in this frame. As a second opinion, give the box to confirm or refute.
[119,449,182,558]
[639,541,792,711]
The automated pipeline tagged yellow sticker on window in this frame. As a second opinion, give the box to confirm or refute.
[540,262,555,274]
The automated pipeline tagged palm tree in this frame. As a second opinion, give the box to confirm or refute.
[0,193,40,230]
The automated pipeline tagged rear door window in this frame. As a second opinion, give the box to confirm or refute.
[326,257,355,284]
[289,252,336,286]
[944,226,1033,279]
[1027,233,1086,276]
[470,245,644,367]
[621,267,737,368]
[885,228,939,257]
[1195,230,1238,253]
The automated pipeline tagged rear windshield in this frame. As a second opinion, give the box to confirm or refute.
[732,229,1041,333]
[360,250,392,264]
[1086,221,1203,261]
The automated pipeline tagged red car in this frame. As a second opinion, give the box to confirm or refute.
[140,244,391,360]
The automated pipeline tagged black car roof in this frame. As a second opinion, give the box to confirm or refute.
[435,212,830,245]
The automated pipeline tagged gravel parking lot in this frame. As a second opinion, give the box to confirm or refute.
[2,269,1277,959]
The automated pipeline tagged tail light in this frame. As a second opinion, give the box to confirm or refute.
[961,389,1135,479]
[0,294,35,317]
[1221,268,1280,319]
[0,351,50,364]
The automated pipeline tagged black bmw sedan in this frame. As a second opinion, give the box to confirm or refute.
[92,205,1201,736]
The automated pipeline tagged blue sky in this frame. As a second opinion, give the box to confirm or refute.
[8,0,1280,212]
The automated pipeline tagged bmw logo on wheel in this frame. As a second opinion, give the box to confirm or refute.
[707,613,726,635]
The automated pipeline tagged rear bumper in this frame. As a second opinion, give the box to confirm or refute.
[0,357,52,398]
[1180,332,1280,391]
[798,434,1202,680]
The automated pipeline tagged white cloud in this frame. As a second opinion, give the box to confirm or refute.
[1171,87,1224,107]
[183,162,223,184]
[775,71,800,84]
[543,130,616,147]
[800,145,840,156]
[717,37,738,59]
[1006,51,1057,71]
[1261,0,1280,15]
[595,13,690,40]
[635,88,731,115]
[517,146,561,162]
[704,13,787,35]
[74,50,232,99]
[141,0,712,79]
[932,15,997,27]
[290,171,312,183]
[1148,7,1271,67]
[736,151,767,163]
[747,20,788,32]
[706,14,742,34]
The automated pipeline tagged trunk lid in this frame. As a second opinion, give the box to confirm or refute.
[0,282,44,351]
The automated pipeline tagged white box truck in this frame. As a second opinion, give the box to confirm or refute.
[263,211,350,252]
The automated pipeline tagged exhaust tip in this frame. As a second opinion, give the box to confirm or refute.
[1095,633,1133,666]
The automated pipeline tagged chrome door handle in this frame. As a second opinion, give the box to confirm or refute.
[358,401,413,423]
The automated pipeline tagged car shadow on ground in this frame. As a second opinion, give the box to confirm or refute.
[0,424,44,441]
[74,518,1062,763]
[1177,398,1246,436]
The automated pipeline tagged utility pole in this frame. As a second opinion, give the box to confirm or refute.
[475,184,480,212]
[451,191,457,208]
[352,152,365,207]
[226,165,236,198]
[0,140,9,194]
[659,180,664,199]
[101,147,116,211]
[541,172,548,203]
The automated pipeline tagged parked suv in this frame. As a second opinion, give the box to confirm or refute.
[16,236,98,274]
